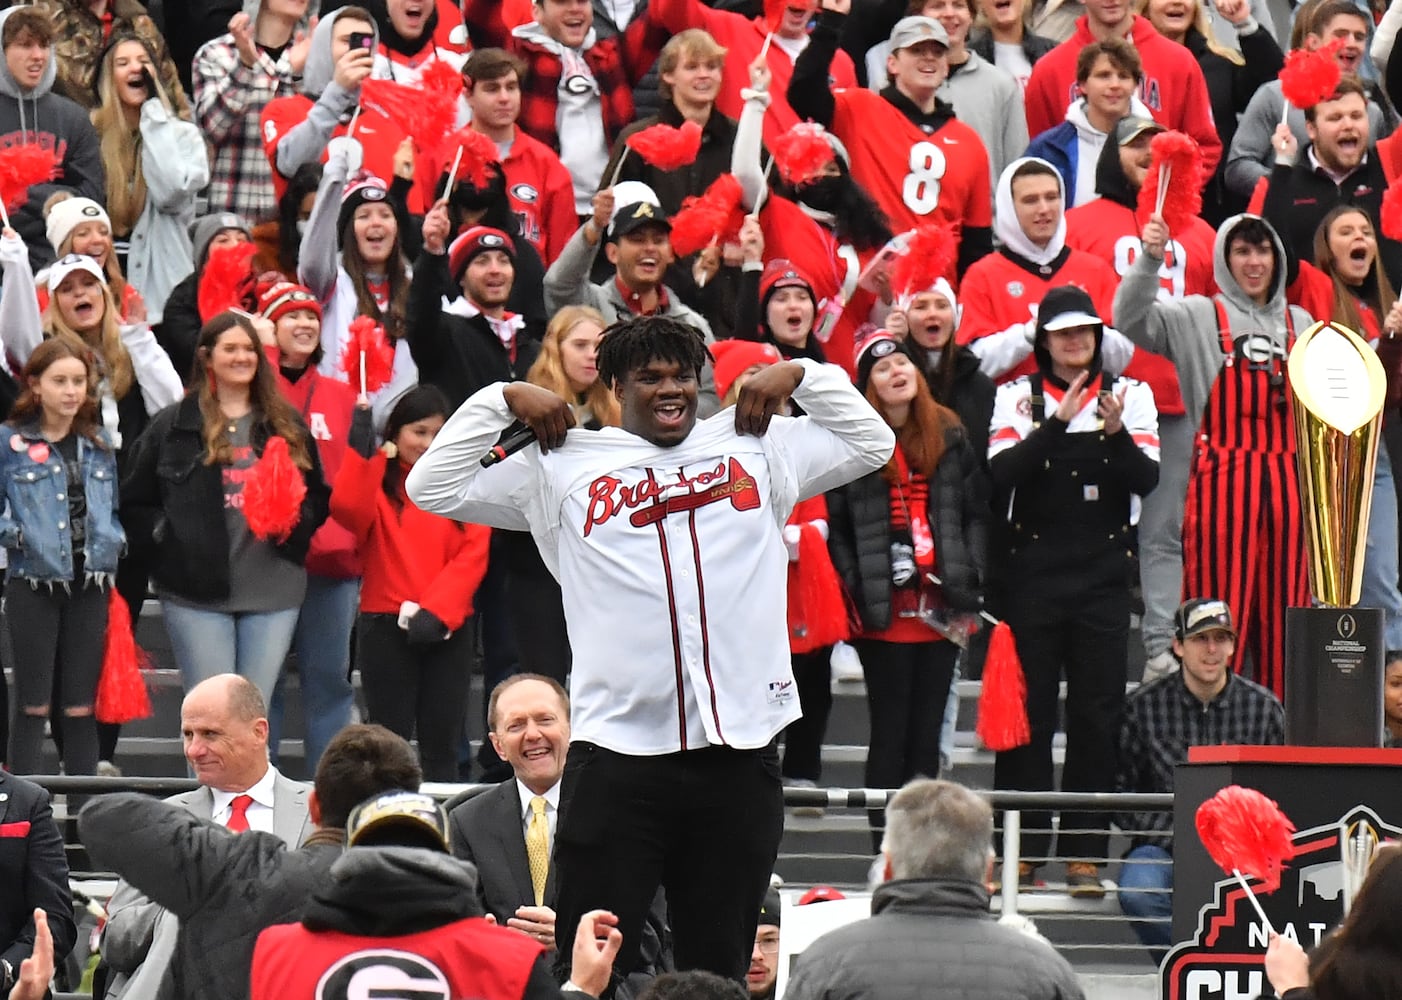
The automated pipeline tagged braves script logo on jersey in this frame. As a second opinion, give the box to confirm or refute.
[583,457,760,536]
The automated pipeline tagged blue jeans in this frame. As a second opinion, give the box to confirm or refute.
[269,575,359,772]
[1362,445,1402,650]
[162,600,301,703]
[1118,844,1174,955]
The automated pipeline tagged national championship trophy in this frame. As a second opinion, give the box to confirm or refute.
[1285,321,1388,746]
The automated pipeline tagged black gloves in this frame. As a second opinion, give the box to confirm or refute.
[348,405,377,459]
[405,608,449,645]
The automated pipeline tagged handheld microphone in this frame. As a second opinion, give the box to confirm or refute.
[480,423,537,467]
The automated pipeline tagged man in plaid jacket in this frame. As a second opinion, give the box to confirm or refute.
[193,0,316,221]
[463,0,673,215]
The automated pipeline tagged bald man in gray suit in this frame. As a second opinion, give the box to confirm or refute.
[98,675,311,1000]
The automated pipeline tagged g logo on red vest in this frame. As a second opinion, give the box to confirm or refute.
[511,183,539,204]
[315,949,449,1000]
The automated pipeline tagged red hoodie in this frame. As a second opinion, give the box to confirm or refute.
[1024,16,1222,177]
[268,347,363,579]
[330,450,490,630]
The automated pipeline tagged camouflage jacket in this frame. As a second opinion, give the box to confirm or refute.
[24,0,190,116]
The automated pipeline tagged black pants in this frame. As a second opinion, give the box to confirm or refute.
[503,538,571,687]
[781,647,833,782]
[357,613,473,782]
[553,742,783,995]
[854,638,958,852]
[7,579,108,775]
[993,590,1128,864]
[473,544,520,782]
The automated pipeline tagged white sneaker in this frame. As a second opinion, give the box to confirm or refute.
[830,641,864,682]
[97,759,122,777]
[1141,651,1178,683]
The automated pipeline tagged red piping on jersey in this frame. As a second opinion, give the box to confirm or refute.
[687,505,725,743]
[647,468,688,750]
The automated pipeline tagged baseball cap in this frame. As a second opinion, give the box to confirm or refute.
[797,885,847,905]
[1115,115,1166,147]
[1036,285,1103,333]
[346,791,450,852]
[758,886,782,927]
[47,253,107,292]
[888,16,949,52]
[610,199,671,241]
[1175,598,1236,640]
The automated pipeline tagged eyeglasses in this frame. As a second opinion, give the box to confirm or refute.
[754,936,780,954]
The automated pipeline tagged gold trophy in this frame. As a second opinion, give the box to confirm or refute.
[1285,321,1388,745]
[1288,321,1387,607]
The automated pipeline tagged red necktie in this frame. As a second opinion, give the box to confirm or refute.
[227,794,254,833]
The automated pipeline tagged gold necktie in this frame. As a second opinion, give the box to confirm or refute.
[526,796,549,906]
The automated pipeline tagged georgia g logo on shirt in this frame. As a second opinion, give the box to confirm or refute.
[315,949,449,1000]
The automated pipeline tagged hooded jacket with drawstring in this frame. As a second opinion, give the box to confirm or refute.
[0,6,105,270]
[1111,213,1313,427]
[249,848,574,1000]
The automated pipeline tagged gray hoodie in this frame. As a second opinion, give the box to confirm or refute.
[0,6,105,268]
[1112,214,1314,426]
[274,9,379,178]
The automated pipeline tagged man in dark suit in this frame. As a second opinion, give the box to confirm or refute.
[449,674,569,946]
[98,674,312,998]
[0,770,75,996]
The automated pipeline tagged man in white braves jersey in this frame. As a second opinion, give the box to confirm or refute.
[407,316,893,993]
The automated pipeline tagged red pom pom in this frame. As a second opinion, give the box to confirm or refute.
[626,120,703,170]
[361,64,462,151]
[1279,44,1342,111]
[0,145,58,213]
[976,622,1031,751]
[787,522,852,654]
[198,240,257,323]
[96,589,153,724]
[1136,130,1204,232]
[1383,182,1402,242]
[340,315,396,394]
[242,435,308,543]
[889,222,958,298]
[669,174,746,258]
[771,124,837,187]
[1195,785,1297,894]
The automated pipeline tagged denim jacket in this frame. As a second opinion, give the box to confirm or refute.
[0,421,125,585]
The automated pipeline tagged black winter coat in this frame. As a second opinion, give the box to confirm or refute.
[119,394,330,603]
[828,427,989,631]
[923,346,995,462]
[405,251,543,410]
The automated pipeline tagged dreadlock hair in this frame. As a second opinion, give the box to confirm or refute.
[596,315,710,390]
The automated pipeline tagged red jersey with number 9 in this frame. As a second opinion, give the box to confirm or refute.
[828,87,992,277]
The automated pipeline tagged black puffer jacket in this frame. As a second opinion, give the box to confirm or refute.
[828,427,989,630]
[783,879,1084,1000]
[923,346,995,462]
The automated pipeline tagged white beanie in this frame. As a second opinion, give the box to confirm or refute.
[46,198,111,255]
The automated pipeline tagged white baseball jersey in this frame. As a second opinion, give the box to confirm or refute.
[407,359,895,755]
[988,371,1160,523]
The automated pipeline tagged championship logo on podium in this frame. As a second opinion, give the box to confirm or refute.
[1285,322,1387,745]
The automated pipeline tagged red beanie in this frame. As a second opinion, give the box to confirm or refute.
[448,226,516,282]
[758,259,816,310]
[257,281,322,324]
[711,339,782,401]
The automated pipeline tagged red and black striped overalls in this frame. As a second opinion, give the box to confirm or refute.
[1180,300,1308,698]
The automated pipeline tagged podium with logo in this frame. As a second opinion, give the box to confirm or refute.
[1159,747,1402,999]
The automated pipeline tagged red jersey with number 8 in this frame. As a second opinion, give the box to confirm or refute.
[828,88,992,276]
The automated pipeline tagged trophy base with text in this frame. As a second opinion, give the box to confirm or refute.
[1284,606,1384,746]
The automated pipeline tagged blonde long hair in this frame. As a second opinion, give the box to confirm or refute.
[527,306,620,428]
[44,277,135,401]
[90,35,165,237]
[1134,0,1244,65]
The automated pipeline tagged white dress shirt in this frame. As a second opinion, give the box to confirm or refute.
[407,359,895,756]
[516,780,562,848]
[210,765,278,833]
